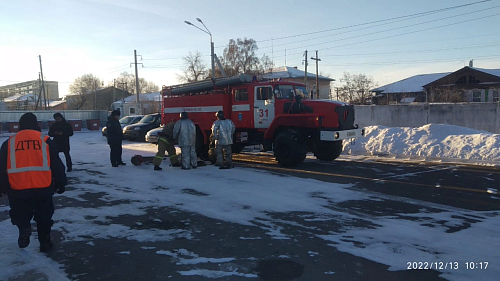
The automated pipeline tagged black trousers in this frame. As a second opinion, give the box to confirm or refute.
[60,151,72,169]
[109,142,123,165]
[9,195,54,240]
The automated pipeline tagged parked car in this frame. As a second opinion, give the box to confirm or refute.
[102,115,144,137]
[123,113,161,141]
[146,127,163,144]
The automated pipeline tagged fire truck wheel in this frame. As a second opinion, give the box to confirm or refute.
[274,130,306,167]
[314,140,343,161]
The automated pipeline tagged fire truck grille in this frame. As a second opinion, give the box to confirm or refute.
[335,105,355,130]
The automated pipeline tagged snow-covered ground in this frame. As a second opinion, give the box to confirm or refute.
[0,124,499,280]
[344,124,500,165]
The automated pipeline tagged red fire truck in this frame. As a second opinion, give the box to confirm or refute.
[161,75,364,167]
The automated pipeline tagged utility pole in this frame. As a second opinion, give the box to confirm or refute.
[112,79,116,110]
[310,50,321,99]
[285,49,287,66]
[211,41,215,79]
[39,55,47,110]
[35,73,42,110]
[94,80,97,110]
[131,50,143,114]
[271,38,274,67]
[336,87,340,100]
[304,50,308,92]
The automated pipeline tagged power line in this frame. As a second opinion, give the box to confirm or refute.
[258,12,500,60]
[102,64,130,71]
[320,42,500,58]
[257,5,499,52]
[104,66,132,74]
[271,40,500,66]
[256,6,500,57]
[215,0,492,48]
[142,64,185,69]
[321,55,500,66]
[321,12,500,52]
[141,57,182,61]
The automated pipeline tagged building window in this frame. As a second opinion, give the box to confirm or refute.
[130,107,135,114]
[472,90,481,102]
[493,90,499,102]
[234,89,248,101]
[456,76,467,84]
[469,76,480,84]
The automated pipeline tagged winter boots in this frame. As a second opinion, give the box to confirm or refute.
[17,226,31,249]
[170,162,181,167]
[39,234,53,252]
[154,165,162,171]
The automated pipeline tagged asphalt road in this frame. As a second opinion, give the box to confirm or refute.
[1,153,499,281]
[233,153,500,212]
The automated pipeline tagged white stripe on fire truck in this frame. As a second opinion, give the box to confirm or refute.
[163,106,223,114]
[232,104,251,111]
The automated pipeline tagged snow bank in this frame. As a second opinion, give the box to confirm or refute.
[344,124,500,162]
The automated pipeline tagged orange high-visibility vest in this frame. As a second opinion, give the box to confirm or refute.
[7,130,52,190]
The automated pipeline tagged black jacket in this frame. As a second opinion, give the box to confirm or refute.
[0,134,67,199]
[48,119,74,152]
[283,101,314,114]
[106,116,123,144]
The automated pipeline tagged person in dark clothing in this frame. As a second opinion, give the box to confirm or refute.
[106,110,126,167]
[283,95,314,114]
[49,112,74,172]
[153,121,181,171]
[0,113,67,252]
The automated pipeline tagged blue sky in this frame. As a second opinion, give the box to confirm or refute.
[1,0,499,97]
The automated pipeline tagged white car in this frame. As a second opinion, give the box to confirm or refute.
[145,127,163,144]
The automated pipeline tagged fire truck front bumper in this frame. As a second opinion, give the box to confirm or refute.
[320,128,365,141]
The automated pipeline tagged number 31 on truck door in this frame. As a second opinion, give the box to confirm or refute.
[254,86,275,128]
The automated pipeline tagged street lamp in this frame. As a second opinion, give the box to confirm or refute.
[185,18,215,79]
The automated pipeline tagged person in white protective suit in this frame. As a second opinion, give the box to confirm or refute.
[173,112,197,170]
[211,110,236,169]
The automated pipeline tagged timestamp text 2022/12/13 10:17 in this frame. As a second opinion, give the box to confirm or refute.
[407,262,489,270]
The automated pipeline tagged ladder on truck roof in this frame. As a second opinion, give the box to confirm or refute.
[162,74,253,96]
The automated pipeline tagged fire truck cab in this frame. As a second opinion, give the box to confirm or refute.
[161,75,364,167]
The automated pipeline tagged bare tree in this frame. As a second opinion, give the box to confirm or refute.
[114,72,159,95]
[220,39,240,76]
[258,54,274,74]
[178,38,267,80]
[177,51,208,82]
[338,72,376,104]
[141,80,159,94]
[68,74,103,110]
[220,38,261,76]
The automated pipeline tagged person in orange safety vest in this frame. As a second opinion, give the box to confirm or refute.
[0,113,67,252]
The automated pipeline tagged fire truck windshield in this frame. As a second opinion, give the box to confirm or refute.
[294,86,307,97]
